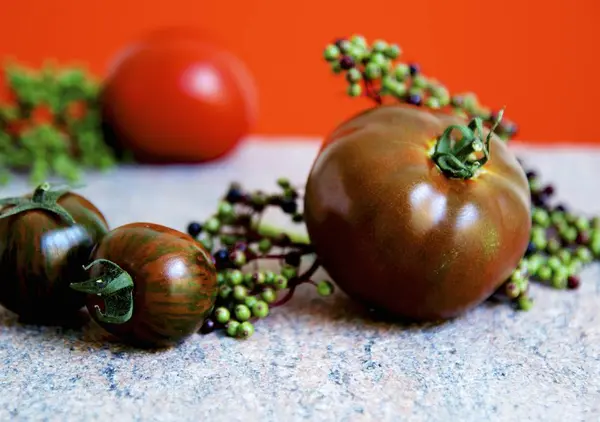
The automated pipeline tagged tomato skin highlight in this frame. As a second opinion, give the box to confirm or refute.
[0,193,109,321]
[83,222,218,348]
[101,29,258,163]
[304,105,531,321]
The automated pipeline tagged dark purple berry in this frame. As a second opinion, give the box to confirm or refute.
[280,198,298,214]
[525,241,536,256]
[187,222,202,238]
[407,94,422,106]
[226,187,244,203]
[214,248,230,269]
[339,56,355,70]
[334,38,347,49]
[542,185,555,196]
[526,171,537,180]
[199,318,216,334]
[567,275,581,289]
[554,204,567,212]
[408,63,419,76]
[576,231,590,245]
[278,233,292,247]
[284,251,302,267]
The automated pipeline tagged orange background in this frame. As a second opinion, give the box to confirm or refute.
[1,0,599,144]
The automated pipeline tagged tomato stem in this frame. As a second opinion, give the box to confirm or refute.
[431,109,504,179]
[70,259,134,324]
[0,182,76,224]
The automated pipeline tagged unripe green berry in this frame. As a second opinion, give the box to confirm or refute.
[261,287,277,303]
[575,246,593,263]
[219,285,232,299]
[346,68,362,83]
[244,295,258,309]
[412,75,428,89]
[215,307,231,324]
[394,64,410,80]
[338,40,351,53]
[590,236,600,256]
[232,250,246,267]
[220,235,236,246]
[264,271,275,284]
[561,227,577,243]
[532,235,547,251]
[200,237,214,251]
[408,87,423,97]
[233,285,248,301]
[558,249,571,263]
[575,216,590,232]
[258,238,272,253]
[237,321,255,339]
[547,256,562,271]
[370,52,388,68]
[568,259,582,275]
[350,34,367,47]
[226,320,240,337]
[347,83,362,97]
[505,281,520,299]
[217,201,234,218]
[317,280,334,296]
[532,208,550,227]
[384,44,401,59]
[281,265,297,280]
[227,269,244,285]
[217,272,226,285]
[364,63,381,80]
[517,295,533,311]
[273,275,288,290]
[371,39,387,52]
[550,211,565,226]
[277,177,291,188]
[324,45,341,61]
[425,97,441,109]
[331,61,342,74]
[252,301,269,318]
[234,304,251,321]
[546,238,561,254]
[527,254,543,275]
[551,267,569,289]
[204,217,220,234]
[252,272,266,285]
[537,266,552,281]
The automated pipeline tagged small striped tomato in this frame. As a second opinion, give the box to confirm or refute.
[70,222,218,348]
[0,183,109,321]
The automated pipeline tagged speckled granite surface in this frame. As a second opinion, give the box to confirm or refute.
[1,139,599,421]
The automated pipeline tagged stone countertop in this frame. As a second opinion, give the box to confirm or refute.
[0,139,599,421]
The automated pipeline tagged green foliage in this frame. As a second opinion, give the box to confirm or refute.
[0,62,117,185]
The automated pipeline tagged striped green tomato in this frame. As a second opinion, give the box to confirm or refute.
[71,222,218,348]
[0,183,108,322]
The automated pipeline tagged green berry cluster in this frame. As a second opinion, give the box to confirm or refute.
[188,179,334,339]
[324,35,597,312]
[0,62,118,185]
[323,35,517,140]
[504,171,598,308]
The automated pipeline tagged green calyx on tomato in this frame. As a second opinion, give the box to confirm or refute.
[0,182,77,224]
[431,109,504,180]
[70,259,134,324]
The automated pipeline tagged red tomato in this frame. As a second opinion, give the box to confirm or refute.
[101,28,258,163]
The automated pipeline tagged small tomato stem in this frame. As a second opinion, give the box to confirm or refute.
[70,259,134,324]
[431,109,504,179]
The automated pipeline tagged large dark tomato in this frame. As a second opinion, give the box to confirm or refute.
[304,105,531,321]
[71,222,218,348]
[101,28,258,163]
[0,183,108,321]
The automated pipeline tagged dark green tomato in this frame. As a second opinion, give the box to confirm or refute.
[0,193,108,321]
[84,222,218,348]
[304,105,531,321]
